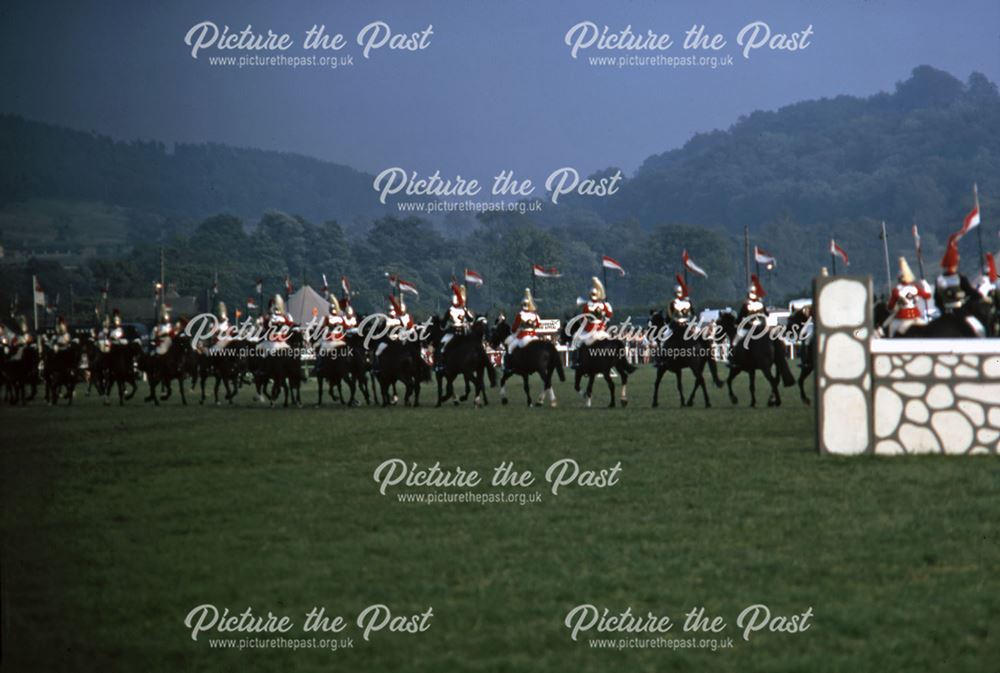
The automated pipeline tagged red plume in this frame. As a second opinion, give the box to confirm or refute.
[987,253,997,284]
[751,273,766,298]
[940,233,960,271]
[674,274,689,298]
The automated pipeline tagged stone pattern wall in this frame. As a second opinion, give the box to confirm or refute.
[872,353,1000,455]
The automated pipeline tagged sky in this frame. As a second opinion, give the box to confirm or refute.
[1,0,998,187]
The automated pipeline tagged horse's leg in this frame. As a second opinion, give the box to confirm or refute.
[380,378,391,408]
[499,371,511,405]
[178,376,188,406]
[436,371,445,407]
[619,371,628,407]
[583,374,595,408]
[675,369,686,406]
[798,363,812,405]
[748,369,757,407]
[574,368,584,397]
[604,371,616,408]
[652,366,665,408]
[766,367,781,407]
[522,374,532,407]
[317,374,325,407]
[695,367,711,408]
[726,367,739,405]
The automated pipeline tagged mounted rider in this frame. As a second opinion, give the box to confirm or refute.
[667,274,694,326]
[974,253,997,301]
[9,315,34,361]
[50,316,73,352]
[318,295,348,351]
[935,234,976,314]
[151,304,174,355]
[887,257,931,337]
[375,294,415,361]
[736,274,768,340]
[260,294,295,353]
[207,301,233,354]
[439,281,473,360]
[575,276,612,348]
[506,288,540,359]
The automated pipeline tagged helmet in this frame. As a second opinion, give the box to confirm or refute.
[674,284,684,297]
[217,301,228,319]
[747,286,758,301]
[160,304,171,322]
[451,282,465,308]
[898,257,915,283]
[521,288,536,312]
[57,317,68,334]
[589,277,605,302]
[329,296,341,315]
[273,294,285,314]
[113,309,122,326]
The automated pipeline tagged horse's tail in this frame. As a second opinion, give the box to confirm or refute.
[552,344,566,382]
[775,341,796,387]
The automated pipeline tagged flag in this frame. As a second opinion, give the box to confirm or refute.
[958,183,981,238]
[33,280,46,307]
[830,239,850,265]
[753,246,776,267]
[912,224,921,256]
[601,255,626,276]
[388,274,419,296]
[247,296,258,311]
[340,275,351,297]
[255,278,263,295]
[464,269,484,287]
[532,264,562,278]
[682,250,707,278]
[321,273,330,297]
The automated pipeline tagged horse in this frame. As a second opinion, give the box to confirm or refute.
[489,331,565,407]
[255,330,305,408]
[897,296,994,338]
[314,332,372,407]
[785,307,815,405]
[427,315,495,407]
[716,311,796,407]
[558,323,634,408]
[3,343,40,405]
[139,334,194,406]
[102,341,141,406]
[372,337,429,408]
[42,338,83,405]
[195,339,247,405]
[647,311,722,408]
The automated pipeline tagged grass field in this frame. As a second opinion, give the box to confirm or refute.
[2,368,998,672]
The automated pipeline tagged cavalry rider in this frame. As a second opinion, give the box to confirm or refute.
[318,296,348,351]
[439,282,473,361]
[975,253,997,301]
[375,294,416,361]
[736,274,768,340]
[506,288,541,364]
[341,295,359,332]
[575,276,613,349]
[935,233,976,316]
[887,257,931,337]
[261,294,295,353]
[151,304,175,355]
[207,301,233,354]
[9,315,34,361]
[108,310,129,347]
[50,316,73,352]
[667,274,694,326]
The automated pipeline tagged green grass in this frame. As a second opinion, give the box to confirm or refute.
[2,369,997,672]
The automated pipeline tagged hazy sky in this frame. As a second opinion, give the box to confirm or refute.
[2,0,998,186]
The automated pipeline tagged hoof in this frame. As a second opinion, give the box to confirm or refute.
[651,401,658,408]
[453,400,460,406]
[729,396,738,405]
[501,398,508,406]
[621,400,628,408]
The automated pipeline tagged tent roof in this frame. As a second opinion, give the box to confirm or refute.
[286,285,329,324]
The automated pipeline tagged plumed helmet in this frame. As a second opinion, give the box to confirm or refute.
[57,317,68,334]
[160,304,171,321]
[589,276,605,301]
[113,309,122,326]
[451,282,464,307]
[674,284,684,297]
[18,315,29,332]
[940,233,960,272]
[521,288,536,311]
[747,286,758,300]
[217,301,227,319]
[273,294,285,314]
[898,256,915,283]
[329,296,341,314]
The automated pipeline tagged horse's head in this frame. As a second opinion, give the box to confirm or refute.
[649,309,666,329]
[716,310,737,341]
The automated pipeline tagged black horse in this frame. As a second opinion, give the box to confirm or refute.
[373,337,429,408]
[3,343,40,405]
[195,339,247,405]
[785,307,815,405]
[489,332,566,407]
[42,339,83,405]
[314,332,372,407]
[898,296,994,338]
[255,331,305,408]
[102,341,141,406]
[139,335,194,406]
[428,316,496,407]
[558,324,634,408]
[717,311,796,407]
[647,312,722,408]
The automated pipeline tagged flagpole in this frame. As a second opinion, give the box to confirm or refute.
[974,183,985,270]
[880,220,892,296]
[602,266,608,299]
[743,225,750,288]
[831,251,837,276]
[914,221,925,280]
[32,274,38,332]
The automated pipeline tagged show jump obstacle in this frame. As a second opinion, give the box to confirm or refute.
[813,275,1000,456]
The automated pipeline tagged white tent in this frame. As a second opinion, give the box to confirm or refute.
[285,285,329,325]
